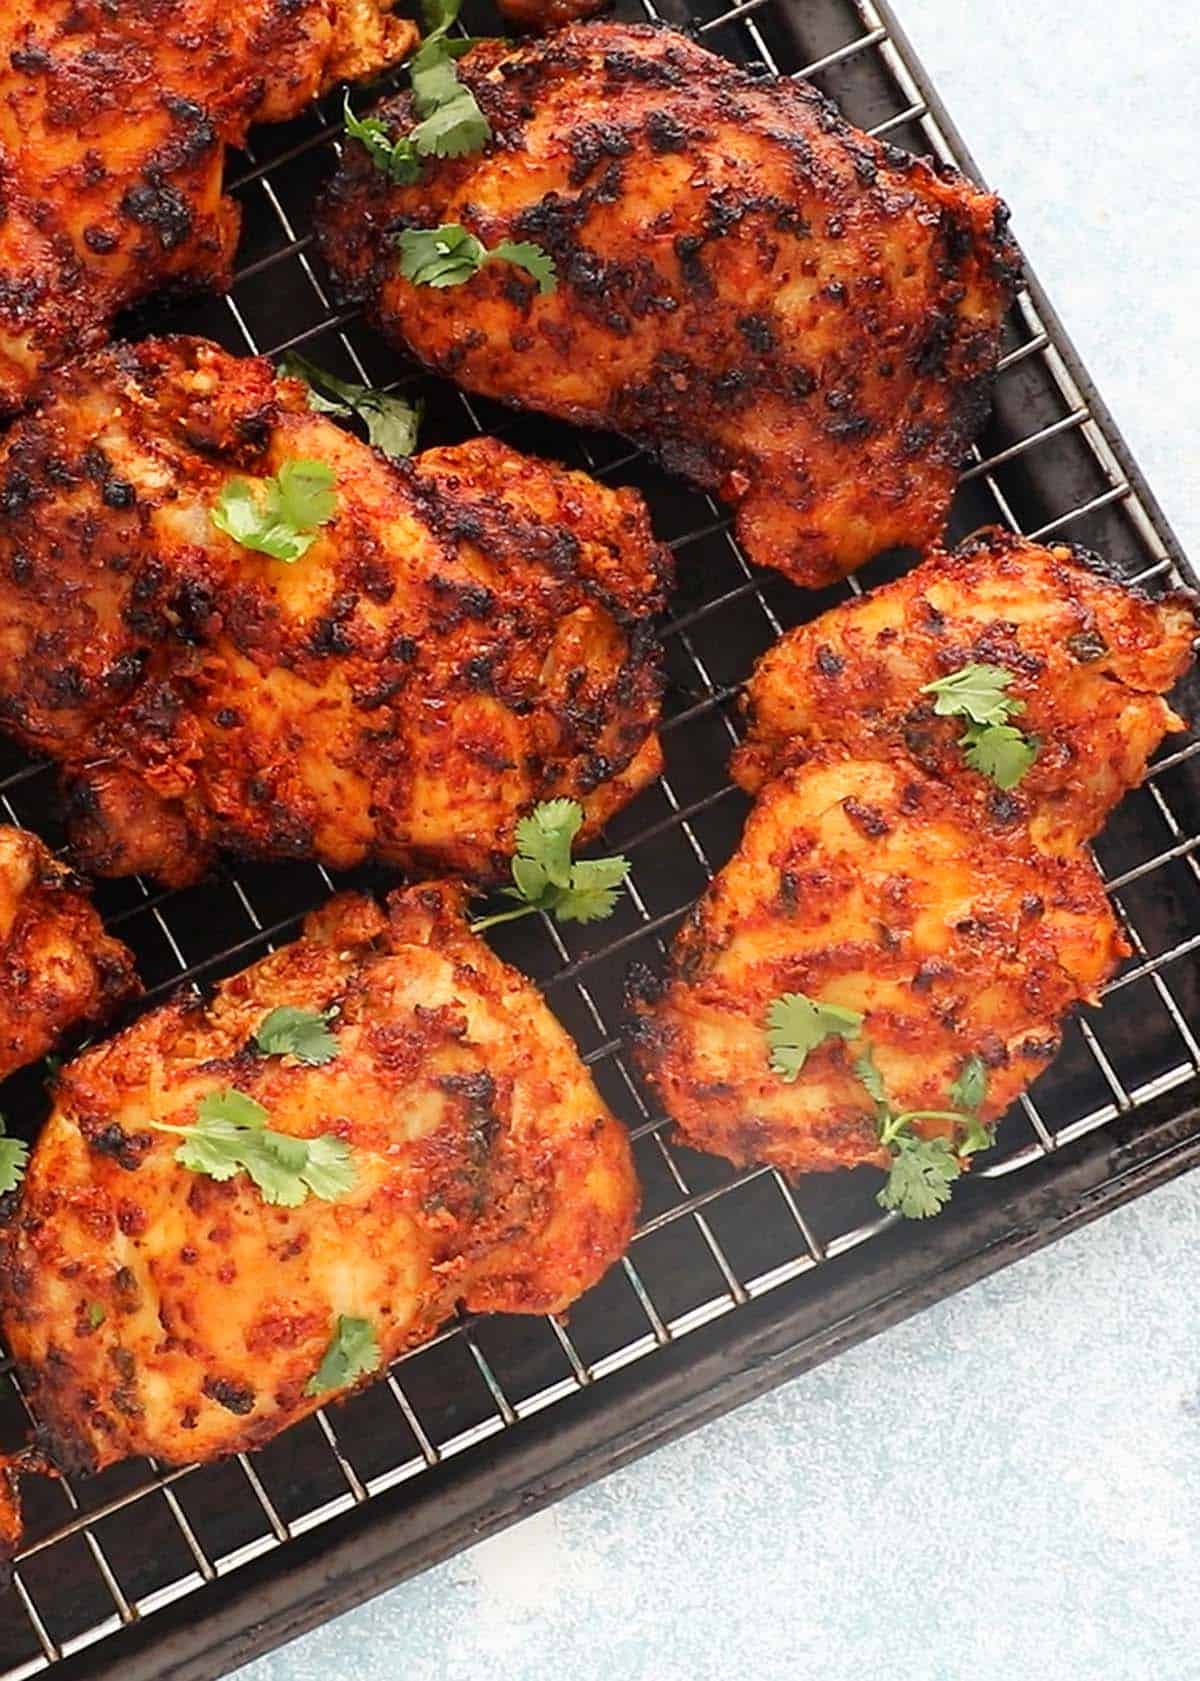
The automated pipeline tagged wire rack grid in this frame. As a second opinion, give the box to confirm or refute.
[0,0,1196,1674]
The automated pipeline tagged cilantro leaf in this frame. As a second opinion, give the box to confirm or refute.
[471,799,630,933]
[552,882,625,925]
[85,1301,106,1330]
[877,1133,961,1219]
[151,1088,355,1207]
[492,239,558,295]
[305,1314,381,1397]
[275,459,337,529]
[961,721,1039,790]
[950,1055,994,1156]
[198,1088,270,1129]
[0,1115,28,1195]
[853,1045,889,1110]
[297,1134,358,1201]
[921,662,1038,789]
[210,459,337,563]
[278,353,422,459]
[397,223,487,287]
[420,0,462,41]
[516,797,580,889]
[342,95,422,184]
[765,992,863,1082]
[397,224,557,295]
[410,44,463,114]
[254,1006,340,1067]
[948,1054,988,1115]
[410,87,492,159]
[921,662,1023,727]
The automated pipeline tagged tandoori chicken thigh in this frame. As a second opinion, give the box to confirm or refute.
[0,882,638,1484]
[317,21,1020,588]
[0,336,669,886]
[0,0,416,414]
[631,748,1126,1180]
[0,826,137,1083]
[734,528,1199,853]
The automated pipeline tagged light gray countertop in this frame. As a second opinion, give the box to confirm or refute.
[236,5,1200,1677]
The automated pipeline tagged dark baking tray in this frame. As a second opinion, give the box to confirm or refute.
[0,0,1195,1677]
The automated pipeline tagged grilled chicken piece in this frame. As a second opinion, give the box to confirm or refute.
[0,336,668,886]
[316,21,1019,589]
[734,529,1199,853]
[0,0,416,414]
[630,748,1126,1178]
[0,883,637,1486]
[0,827,137,1082]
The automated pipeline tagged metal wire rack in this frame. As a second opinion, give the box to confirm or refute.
[0,0,1196,1676]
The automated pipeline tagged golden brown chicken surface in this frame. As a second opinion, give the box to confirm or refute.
[0,336,669,886]
[0,882,638,1481]
[316,21,1020,589]
[630,748,1126,1179]
[734,529,1199,853]
[0,826,137,1083]
[0,0,415,414]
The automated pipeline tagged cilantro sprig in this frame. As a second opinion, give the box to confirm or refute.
[254,1007,340,1067]
[305,1314,381,1396]
[470,799,630,933]
[210,459,337,562]
[921,662,1039,791]
[397,224,557,294]
[278,352,422,459]
[0,1116,28,1194]
[342,99,421,184]
[342,0,491,185]
[150,1088,355,1207]
[765,992,863,1081]
[856,1045,994,1219]
[762,993,996,1219]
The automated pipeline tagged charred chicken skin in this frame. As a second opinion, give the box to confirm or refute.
[0,826,137,1082]
[0,337,669,886]
[631,747,1127,1178]
[735,528,1199,853]
[316,21,1020,589]
[632,538,1196,1186]
[0,0,416,415]
[0,882,638,1485]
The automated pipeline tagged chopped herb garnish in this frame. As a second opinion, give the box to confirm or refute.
[764,992,863,1082]
[851,1045,995,1219]
[210,459,337,563]
[961,721,1040,790]
[85,1301,106,1330]
[254,1006,340,1067]
[397,224,557,294]
[949,1053,988,1116]
[342,96,422,183]
[278,352,422,459]
[305,1314,381,1396]
[0,1116,28,1194]
[342,0,491,185]
[469,799,630,933]
[921,661,1039,790]
[149,1088,355,1207]
[922,662,1021,726]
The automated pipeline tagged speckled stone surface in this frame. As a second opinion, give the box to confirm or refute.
[234,5,1199,1677]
